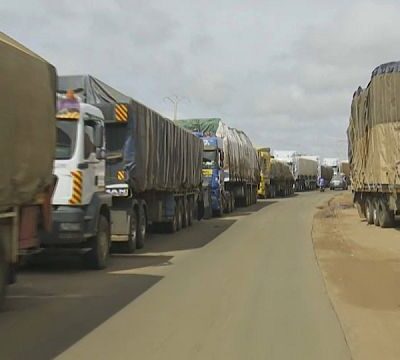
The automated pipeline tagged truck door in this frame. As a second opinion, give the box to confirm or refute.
[81,115,105,204]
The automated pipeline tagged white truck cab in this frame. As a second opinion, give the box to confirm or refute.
[40,94,112,269]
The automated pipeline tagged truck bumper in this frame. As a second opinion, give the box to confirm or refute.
[40,206,87,246]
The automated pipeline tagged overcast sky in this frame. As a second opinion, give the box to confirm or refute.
[2,0,400,159]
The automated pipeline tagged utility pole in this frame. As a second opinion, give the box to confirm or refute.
[163,95,189,120]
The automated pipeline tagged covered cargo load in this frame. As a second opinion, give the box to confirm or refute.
[175,118,259,184]
[0,32,56,211]
[348,61,400,190]
[293,157,318,178]
[270,160,294,182]
[58,75,203,193]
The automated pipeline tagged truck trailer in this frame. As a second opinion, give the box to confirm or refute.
[257,148,294,198]
[293,156,318,191]
[176,118,260,215]
[43,75,204,263]
[0,32,56,307]
[348,62,400,228]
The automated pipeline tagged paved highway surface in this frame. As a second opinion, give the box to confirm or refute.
[0,192,351,360]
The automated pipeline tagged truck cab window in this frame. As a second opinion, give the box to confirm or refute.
[84,125,96,159]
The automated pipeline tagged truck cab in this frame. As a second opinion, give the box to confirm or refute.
[196,134,233,215]
[40,93,112,269]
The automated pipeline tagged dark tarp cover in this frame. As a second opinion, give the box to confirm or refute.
[0,32,56,210]
[58,75,203,193]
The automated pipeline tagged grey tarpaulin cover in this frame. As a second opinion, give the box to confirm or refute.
[58,75,203,193]
[347,61,400,189]
[0,32,56,210]
[293,157,319,179]
[270,160,294,182]
[175,118,260,184]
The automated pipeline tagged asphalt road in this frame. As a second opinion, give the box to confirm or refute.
[0,192,351,360]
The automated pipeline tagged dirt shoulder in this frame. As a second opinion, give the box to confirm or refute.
[312,192,400,360]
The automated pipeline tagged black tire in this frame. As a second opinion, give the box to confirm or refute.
[187,198,193,226]
[0,245,7,310]
[85,215,110,269]
[136,207,146,249]
[182,199,189,228]
[176,200,183,230]
[123,208,138,253]
[355,200,366,219]
[378,198,395,228]
[365,198,374,225]
[167,211,178,233]
[373,198,380,226]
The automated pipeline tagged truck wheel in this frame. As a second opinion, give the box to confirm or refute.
[136,207,146,249]
[0,245,7,310]
[176,200,183,230]
[378,198,395,228]
[355,200,366,219]
[182,199,189,228]
[167,211,178,233]
[187,198,193,226]
[373,198,380,226]
[85,215,110,269]
[123,208,138,253]
[365,198,374,225]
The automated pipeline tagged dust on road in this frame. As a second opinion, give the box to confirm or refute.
[313,192,400,360]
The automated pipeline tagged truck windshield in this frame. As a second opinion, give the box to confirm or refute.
[56,120,77,159]
[203,150,217,168]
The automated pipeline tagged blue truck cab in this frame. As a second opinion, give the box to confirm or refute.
[194,133,233,216]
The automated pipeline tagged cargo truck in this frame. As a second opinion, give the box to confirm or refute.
[46,75,204,260]
[319,165,334,187]
[0,33,56,307]
[257,148,294,198]
[176,119,259,215]
[273,151,318,191]
[293,157,318,191]
[348,62,400,228]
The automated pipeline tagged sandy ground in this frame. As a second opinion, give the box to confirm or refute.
[313,191,400,360]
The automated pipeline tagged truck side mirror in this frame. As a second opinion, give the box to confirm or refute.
[96,148,106,160]
[94,125,104,148]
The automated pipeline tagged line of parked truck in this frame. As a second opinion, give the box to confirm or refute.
[0,33,264,307]
[0,32,349,308]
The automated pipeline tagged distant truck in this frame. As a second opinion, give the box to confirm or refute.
[293,157,318,191]
[339,161,350,184]
[176,118,259,215]
[348,62,400,228]
[41,75,204,266]
[319,165,334,187]
[0,33,56,307]
[257,148,294,198]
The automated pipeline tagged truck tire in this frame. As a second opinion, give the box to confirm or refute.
[176,199,183,230]
[123,208,138,253]
[167,211,178,233]
[187,198,193,226]
[0,244,7,310]
[136,207,146,249]
[365,198,374,225]
[182,199,189,228]
[378,198,395,228]
[355,200,366,219]
[373,198,380,226]
[85,215,110,269]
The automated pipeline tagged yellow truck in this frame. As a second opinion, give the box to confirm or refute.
[257,148,295,198]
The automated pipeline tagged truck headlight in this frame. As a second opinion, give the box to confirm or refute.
[59,223,81,231]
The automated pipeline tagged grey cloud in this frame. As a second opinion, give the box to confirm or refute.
[1,0,399,159]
